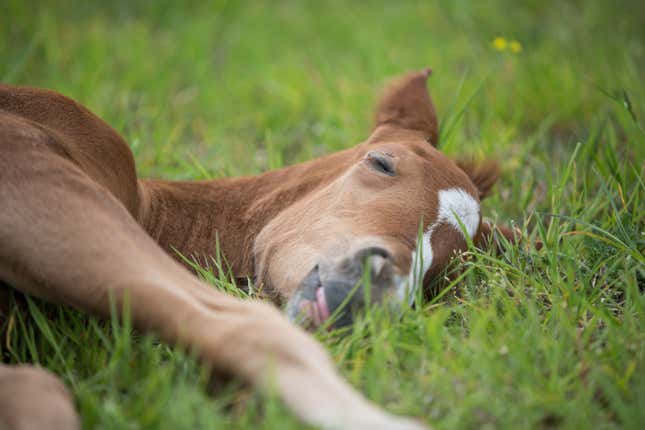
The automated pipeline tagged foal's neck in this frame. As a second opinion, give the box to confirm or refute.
[137,148,354,277]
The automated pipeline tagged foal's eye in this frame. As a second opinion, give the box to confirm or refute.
[366,152,395,176]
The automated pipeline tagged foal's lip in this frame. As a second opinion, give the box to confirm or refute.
[315,287,331,322]
[298,287,331,327]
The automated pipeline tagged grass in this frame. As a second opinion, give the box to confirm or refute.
[1,0,644,428]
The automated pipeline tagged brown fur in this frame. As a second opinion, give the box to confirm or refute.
[0,70,522,430]
[374,68,439,146]
[0,365,80,430]
[455,159,501,199]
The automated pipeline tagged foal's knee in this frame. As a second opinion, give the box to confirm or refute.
[0,365,80,430]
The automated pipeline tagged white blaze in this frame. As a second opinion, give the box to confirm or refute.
[437,188,481,238]
[399,188,480,305]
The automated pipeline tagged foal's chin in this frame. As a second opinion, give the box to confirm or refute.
[285,248,410,330]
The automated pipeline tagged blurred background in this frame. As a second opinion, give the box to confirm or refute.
[3,1,643,181]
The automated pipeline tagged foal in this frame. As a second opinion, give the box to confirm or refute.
[0,69,514,429]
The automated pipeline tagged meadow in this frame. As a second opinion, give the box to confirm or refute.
[1,0,644,428]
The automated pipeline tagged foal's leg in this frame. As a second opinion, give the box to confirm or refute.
[0,138,425,429]
[0,287,79,429]
[0,365,80,430]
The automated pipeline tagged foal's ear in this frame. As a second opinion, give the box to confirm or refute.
[477,222,544,252]
[455,159,500,199]
[477,223,519,252]
[372,68,439,146]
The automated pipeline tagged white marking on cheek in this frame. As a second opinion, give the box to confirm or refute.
[398,228,435,304]
[438,188,480,239]
[398,187,480,305]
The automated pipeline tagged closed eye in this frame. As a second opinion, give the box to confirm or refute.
[366,151,395,176]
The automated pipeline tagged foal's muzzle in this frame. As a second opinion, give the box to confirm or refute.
[286,247,407,329]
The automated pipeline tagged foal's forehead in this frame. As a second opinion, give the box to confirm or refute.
[401,142,477,189]
[395,141,481,231]
[365,138,480,204]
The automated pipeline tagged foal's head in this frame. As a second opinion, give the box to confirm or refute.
[254,69,502,329]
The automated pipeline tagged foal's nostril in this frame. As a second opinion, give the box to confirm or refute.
[292,247,396,329]
[367,254,386,276]
[355,247,391,275]
[355,246,391,261]
[319,247,397,328]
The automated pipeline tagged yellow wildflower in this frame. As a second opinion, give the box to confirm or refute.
[492,37,507,51]
[510,40,522,53]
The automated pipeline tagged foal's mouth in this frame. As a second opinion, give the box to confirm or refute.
[285,248,409,329]
[285,265,334,328]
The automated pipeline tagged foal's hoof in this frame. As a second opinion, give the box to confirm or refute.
[0,365,81,430]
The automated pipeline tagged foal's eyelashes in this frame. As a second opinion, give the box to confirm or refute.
[365,151,396,176]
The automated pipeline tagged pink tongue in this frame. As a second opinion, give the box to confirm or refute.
[315,287,331,322]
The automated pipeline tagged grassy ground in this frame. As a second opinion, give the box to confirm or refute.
[2,0,644,428]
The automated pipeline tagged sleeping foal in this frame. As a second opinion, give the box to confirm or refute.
[0,69,515,430]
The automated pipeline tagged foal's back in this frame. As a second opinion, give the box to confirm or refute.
[0,84,141,216]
